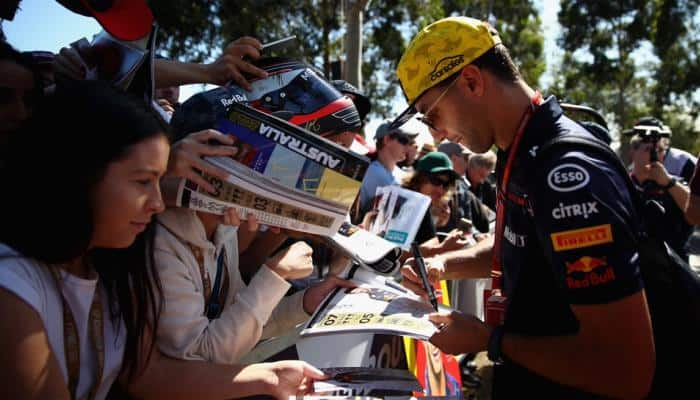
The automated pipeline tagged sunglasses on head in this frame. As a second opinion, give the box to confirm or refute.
[428,174,453,189]
[391,133,411,145]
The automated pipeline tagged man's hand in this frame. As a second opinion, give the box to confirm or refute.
[205,37,268,90]
[267,242,314,280]
[302,275,356,314]
[429,311,490,355]
[438,228,470,252]
[645,161,672,187]
[166,129,238,194]
[401,256,444,297]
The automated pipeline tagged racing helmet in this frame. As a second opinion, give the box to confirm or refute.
[170,57,361,141]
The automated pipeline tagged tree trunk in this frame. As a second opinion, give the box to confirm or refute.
[344,0,368,89]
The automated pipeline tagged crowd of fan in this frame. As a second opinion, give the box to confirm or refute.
[1,2,700,400]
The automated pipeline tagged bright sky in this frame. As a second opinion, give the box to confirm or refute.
[3,0,562,147]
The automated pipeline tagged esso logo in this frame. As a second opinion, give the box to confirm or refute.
[547,163,590,192]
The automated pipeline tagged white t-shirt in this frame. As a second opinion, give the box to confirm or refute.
[0,244,126,400]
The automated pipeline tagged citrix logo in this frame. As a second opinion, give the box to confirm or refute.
[552,201,599,220]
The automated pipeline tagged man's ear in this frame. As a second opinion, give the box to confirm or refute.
[459,65,485,97]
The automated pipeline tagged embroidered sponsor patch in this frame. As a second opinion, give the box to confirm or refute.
[551,201,599,220]
[565,256,615,289]
[550,224,613,251]
[547,163,590,192]
[565,256,607,274]
[504,225,526,247]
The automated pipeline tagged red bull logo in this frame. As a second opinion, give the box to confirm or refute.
[565,256,616,289]
[566,256,608,274]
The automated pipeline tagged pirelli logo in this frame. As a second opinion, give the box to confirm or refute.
[550,224,613,252]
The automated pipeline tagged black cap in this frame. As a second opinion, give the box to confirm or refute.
[635,116,664,128]
[331,80,371,121]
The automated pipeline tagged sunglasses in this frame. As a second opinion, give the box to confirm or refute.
[391,133,412,145]
[428,175,453,189]
[417,76,459,131]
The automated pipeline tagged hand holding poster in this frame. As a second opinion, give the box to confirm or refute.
[176,103,369,236]
[301,271,448,341]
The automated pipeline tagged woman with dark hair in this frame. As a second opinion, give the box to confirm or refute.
[0,80,323,400]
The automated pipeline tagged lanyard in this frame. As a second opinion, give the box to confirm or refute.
[49,266,104,400]
[491,92,543,290]
[189,244,230,320]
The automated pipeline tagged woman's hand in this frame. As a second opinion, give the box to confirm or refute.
[302,276,356,314]
[166,129,238,194]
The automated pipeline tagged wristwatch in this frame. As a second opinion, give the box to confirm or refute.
[487,325,506,364]
[663,177,677,190]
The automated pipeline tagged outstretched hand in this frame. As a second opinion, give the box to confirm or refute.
[205,36,269,90]
[166,129,238,194]
[303,275,356,314]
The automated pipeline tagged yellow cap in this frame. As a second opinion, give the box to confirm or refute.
[397,16,501,105]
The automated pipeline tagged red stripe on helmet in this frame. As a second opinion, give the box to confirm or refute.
[287,97,355,127]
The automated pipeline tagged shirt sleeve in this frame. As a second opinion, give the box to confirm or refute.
[153,235,290,364]
[467,193,491,233]
[689,158,700,195]
[0,259,44,315]
[532,151,644,305]
[261,289,308,340]
[359,163,381,211]
[680,158,696,184]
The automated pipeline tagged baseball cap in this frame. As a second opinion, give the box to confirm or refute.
[390,17,501,129]
[633,116,671,134]
[415,152,461,181]
[332,80,372,122]
[437,141,471,158]
[56,0,154,41]
[635,116,664,128]
[374,120,419,142]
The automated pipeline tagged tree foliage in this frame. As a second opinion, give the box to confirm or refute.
[443,0,546,85]
[149,1,544,118]
[553,0,700,155]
